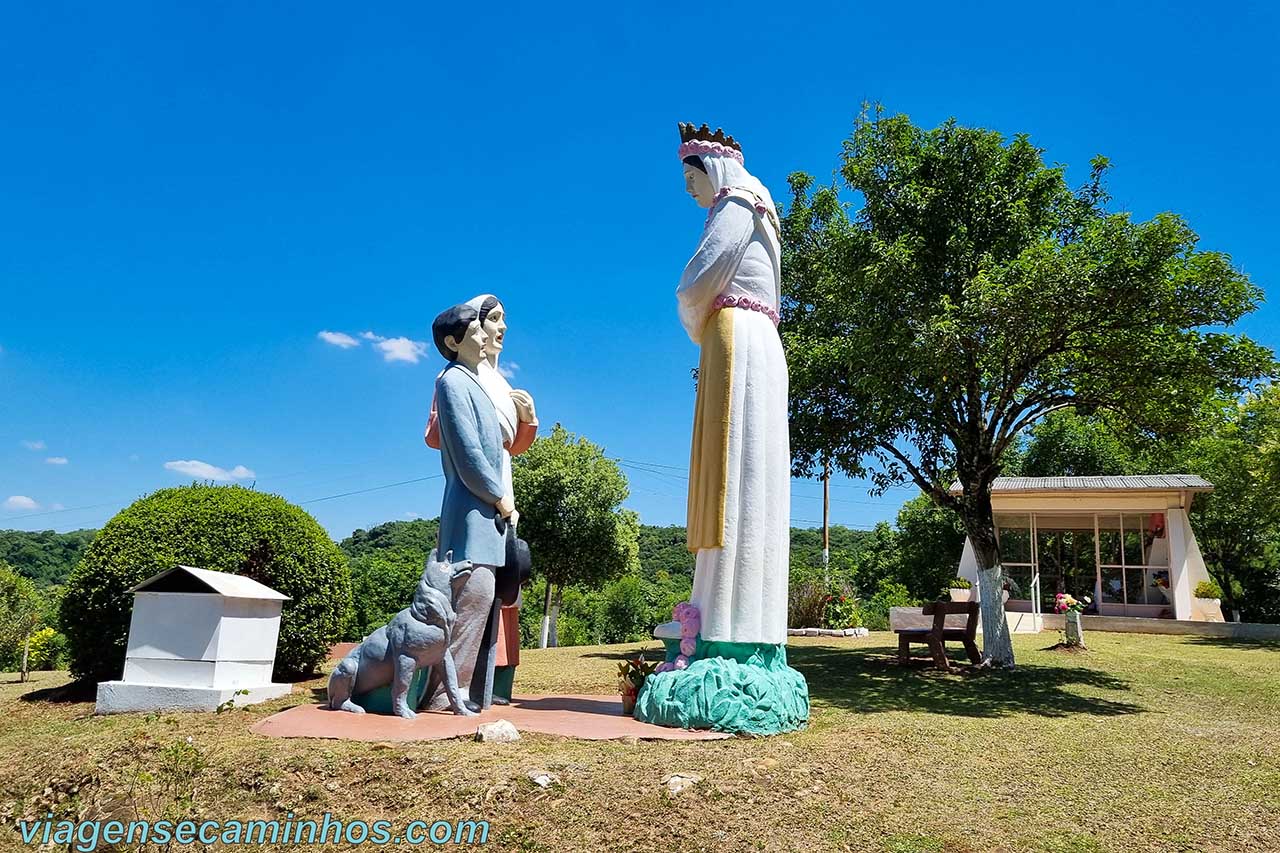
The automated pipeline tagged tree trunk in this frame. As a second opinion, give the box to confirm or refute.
[965,505,1016,668]
[539,581,554,649]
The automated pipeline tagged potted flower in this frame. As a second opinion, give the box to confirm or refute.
[1054,592,1091,647]
[617,655,657,715]
[947,577,972,603]
[1152,572,1174,605]
[1194,580,1226,621]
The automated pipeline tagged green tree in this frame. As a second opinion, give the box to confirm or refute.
[1179,387,1280,621]
[894,494,967,600]
[1018,410,1143,477]
[783,108,1273,665]
[346,547,426,638]
[60,484,351,682]
[511,425,640,647]
[0,561,44,679]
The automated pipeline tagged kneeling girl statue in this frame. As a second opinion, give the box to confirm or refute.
[633,124,809,735]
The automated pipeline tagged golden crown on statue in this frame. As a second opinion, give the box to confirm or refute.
[677,122,745,163]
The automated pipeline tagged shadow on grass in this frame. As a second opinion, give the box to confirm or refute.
[789,643,1141,719]
[1180,635,1280,651]
[18,679,97,704]
[582,642,1140,719]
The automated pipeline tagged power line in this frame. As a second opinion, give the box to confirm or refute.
[298,476,443,506]
[619,458,906,508]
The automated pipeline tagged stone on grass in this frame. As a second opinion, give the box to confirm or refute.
[663,773,702,798]
[526,770,559,789]
[475,720,520,743]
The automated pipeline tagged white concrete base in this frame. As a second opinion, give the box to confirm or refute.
[975,610,1043,634]
[1039,613,1280,639]
[95,681,292,715]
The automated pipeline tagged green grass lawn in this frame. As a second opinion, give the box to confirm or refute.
[2,631,1278,852]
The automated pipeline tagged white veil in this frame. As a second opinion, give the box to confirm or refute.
[464,293,519,447]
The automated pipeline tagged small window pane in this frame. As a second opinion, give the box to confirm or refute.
[1004,565,1033,601]
[1145,513,1170,568]
[1125,567,1145,605]
[1098,515,1122,566]
[1124,514,1147,566]
[996,514,1032,564]
[1100,567,1124,604]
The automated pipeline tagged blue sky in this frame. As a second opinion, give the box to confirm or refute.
[2,2,1277,540]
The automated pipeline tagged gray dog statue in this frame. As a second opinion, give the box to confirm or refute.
[327,549,480,718]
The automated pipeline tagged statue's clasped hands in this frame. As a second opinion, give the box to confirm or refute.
[510,389,536,423]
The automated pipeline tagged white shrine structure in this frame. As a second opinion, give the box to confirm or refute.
[95,565,293,714]
[955,475,1223,630]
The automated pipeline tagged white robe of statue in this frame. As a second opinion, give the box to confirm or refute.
[677,154,790,646]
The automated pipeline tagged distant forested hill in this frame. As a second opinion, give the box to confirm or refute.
[339,518,873,578]
[0,529,97,587]
[338,519,441,559]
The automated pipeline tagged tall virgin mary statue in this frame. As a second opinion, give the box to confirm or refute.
[633,124,809,736]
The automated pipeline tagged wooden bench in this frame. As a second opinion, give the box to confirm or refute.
[893,601,981,671]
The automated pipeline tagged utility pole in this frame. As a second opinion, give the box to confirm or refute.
[822,456,831,584]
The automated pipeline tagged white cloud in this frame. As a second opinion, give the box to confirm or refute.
[498,361,520,379]
[45,457,68,465]
[3,495,39,511]
[403,511,423,520]
[21,440,45,451]
[360,331,384,342]
[373,336,429,364]
[164,459,257,482]
[318,330,360,349]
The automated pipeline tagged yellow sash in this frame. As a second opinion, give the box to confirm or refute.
[687,308,734,552]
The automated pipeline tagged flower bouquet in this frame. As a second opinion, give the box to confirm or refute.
[1053,593,1090,614]
[617,655,658,715]
[1054,592,1091,647]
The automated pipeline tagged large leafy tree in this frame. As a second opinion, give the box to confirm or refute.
[782,109,1273,664]
[1179,387,1280,621]
[893,494,967,601]
[511,424,639,647]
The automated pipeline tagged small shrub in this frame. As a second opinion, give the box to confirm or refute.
[61,484,351,682]
[788,578,828,628]
[861,579,919,631]
[947,577,971,589]
[822,589,861,630]
[1194,580,1223,600]
[25,626,66,670]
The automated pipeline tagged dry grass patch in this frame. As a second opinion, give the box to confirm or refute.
[1,632,1277,851]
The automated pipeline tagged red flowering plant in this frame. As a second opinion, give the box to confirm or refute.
[822,589,861,630]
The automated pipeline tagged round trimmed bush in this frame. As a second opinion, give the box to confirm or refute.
[60,484,351,682]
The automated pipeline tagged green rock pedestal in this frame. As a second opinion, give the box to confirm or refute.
[633,639,808,736]
[351,667,431,715]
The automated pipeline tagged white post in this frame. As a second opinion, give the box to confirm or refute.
[1166,508,1193,620]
